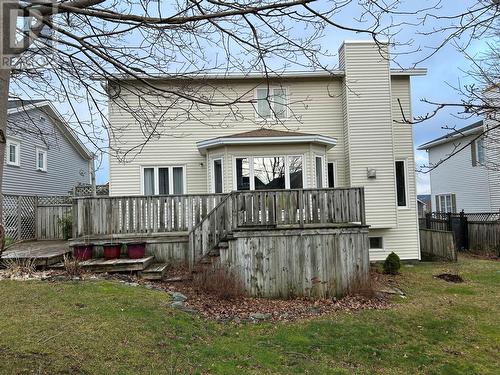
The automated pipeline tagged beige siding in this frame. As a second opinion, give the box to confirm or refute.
[369,76,420,261]
[340,42,397,228]
[109,78,344,195]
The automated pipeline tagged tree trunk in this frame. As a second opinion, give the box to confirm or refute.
[0,68,10,255]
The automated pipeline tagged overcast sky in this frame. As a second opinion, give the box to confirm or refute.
[86,2,487,191]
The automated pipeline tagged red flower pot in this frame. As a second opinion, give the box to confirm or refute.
[73,245,92,261]
[127,242,146,259]
[103,244,121,259]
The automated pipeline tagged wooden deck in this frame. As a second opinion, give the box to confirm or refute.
[1,240,71,267]
[58,256,155,273]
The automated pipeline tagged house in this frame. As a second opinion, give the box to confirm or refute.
[4,100,93,196]
[418,120,500,213]
[417,194,431,218]
[107,41,426,261]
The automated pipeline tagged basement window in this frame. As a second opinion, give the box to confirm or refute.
[369,237,383,250]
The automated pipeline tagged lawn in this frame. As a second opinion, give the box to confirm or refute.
[0,256,498,374]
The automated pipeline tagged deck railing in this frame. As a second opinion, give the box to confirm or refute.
[72,193,225,238]
[72,188,365,241]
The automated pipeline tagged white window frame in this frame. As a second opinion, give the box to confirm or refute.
[369,236,384,250]
[232,154,306,191]
[211,157,224,193]
[6,138,20,167]
[140,165,186,195]
[314,155,326,188]
[475,138,485,165]
[254,87,289,121]
[395,159,409,209]
[436,193,455,213]
[35,147,47,172]
[327,161,337,188]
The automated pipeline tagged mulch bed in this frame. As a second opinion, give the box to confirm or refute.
[435,273,464,283]
[154,267,391,322]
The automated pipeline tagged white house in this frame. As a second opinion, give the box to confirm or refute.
[418,120,500,213]
[107,41,426,261]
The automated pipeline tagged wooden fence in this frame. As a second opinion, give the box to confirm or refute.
[2,195,72,241]
[419,229,457,262]
[468,222,500,256]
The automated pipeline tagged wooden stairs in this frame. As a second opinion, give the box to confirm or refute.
[52,256,169,280]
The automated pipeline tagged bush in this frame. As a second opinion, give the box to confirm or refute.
[383,252,401,275]
[57,216,73,240]
[63,255,83,278]
[192,264,245,300]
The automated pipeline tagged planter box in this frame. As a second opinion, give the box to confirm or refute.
[73,245,93,261]
[103,244,121,259]
[127,242,146,259]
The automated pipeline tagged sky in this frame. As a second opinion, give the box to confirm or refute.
[66,1,490,190]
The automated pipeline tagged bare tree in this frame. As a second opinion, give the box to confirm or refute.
[0,0,499,253]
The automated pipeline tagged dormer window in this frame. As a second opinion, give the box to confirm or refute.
[256,87,288,120]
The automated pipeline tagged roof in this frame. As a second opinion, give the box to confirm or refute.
[417,194,431,206]
[417,120,484,150]
[7,99,45,109]
[220,128,314,138]
[105,68,427,82]
[7,100,94,160]
[196,128,337,155]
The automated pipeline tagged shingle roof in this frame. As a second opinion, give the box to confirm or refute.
[8,99,46,109]
[221,128,313,138]
[418,120,483,150]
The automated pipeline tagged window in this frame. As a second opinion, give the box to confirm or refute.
[36,147,47,171]
[235,155,304,190]
[327,162,336,188]
[395,160,407,207]
[436,194,456,213]
[472,137,486,166]
[255,87,288,119]
[369,237,383,249]
[288,156,303,189]
[142,166,185,195]
[315,156,324,188]
[254,157,285,190]
[213,158,223,193]
[6,139,20,166]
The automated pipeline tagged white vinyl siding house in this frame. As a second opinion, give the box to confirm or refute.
[419,120,500,213]
[108,41,425,261]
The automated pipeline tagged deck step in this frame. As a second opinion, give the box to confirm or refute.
[53,256,155,273]
[140,263,169,280]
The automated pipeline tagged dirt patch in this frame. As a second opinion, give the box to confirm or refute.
[156,267,390,322]
[435,273,464,283]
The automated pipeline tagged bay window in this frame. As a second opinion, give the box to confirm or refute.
[235,155,304,190]
[142,166,185,195]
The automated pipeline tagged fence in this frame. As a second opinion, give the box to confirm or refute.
[2,195,72,242]
[419,229,457,261]
[419,211,500,254]
[73,184,109,197]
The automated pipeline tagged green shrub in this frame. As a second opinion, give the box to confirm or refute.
[57,216,73,240]
[383,252,401,275]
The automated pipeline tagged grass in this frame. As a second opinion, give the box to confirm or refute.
[0,256,498,374]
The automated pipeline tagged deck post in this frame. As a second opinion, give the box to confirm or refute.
[359,187,366,226]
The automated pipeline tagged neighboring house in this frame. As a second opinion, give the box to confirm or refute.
[418,120,500,213]
[417,194,431,218]
[4,100,93,196]
[107,41,426,261]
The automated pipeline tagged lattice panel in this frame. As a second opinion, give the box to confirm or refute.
[19,196,36,239]
[3,195,21,241]
[74,184,109,197]
[38,195,72,205]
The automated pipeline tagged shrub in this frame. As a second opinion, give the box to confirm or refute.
[63,255,83,278]
[192,264,245,300]
[2,257,37,278]
[383,252,401,275]
[57,216,73,240]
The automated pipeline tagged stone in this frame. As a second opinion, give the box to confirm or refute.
[171,292,188,302]
[249,312,271,321]
[171,301,185,309]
